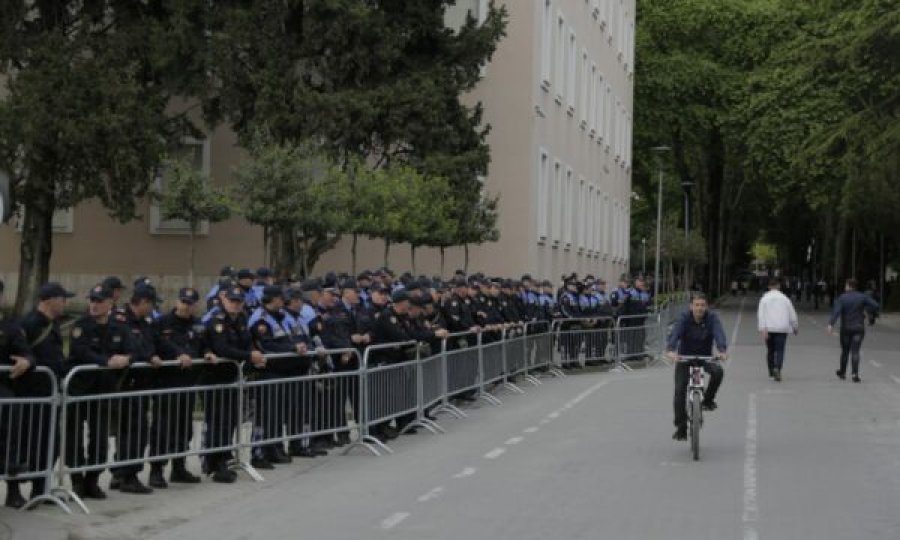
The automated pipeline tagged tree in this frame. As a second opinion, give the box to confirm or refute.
[156,156,234,286]
[0,2,207,313]
[233,138,348,278]
[202,1,508,270]
[455,190,500,273]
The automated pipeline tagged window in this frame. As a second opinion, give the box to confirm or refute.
[625,112,632,168]
[597,190,604,255]
[541,0,553,89]
[588,62,597,136]
[626,20,635,73]
[579,50,589,127]
[565,167,574,247]
[604,84,613,150]
[150,138,211,235]
[601,0,611,29]
[585,185,594,254]
[538,148,550,241]
[603,194,610,257]
[555,13,566,103]
[567,30,577,112]
[592,0,601,19]
[595,72,605,144]
[577,178,586,252]
[552,159,562,245]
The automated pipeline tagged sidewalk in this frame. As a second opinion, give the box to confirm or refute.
[0,510,68,540]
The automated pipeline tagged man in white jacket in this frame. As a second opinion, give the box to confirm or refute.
[757,278,799,381]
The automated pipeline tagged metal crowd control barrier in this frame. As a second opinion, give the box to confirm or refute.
[0,367,66,512]
[53,358,246,514]
[615,313,662,370]
[550,317,616,370]
[242,349,363,462]
[520,320,552,384]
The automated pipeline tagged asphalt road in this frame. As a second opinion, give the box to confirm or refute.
[25,296,900,540]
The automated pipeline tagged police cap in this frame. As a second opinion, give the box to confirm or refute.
[39,282,76,301]
[178,287,200,304]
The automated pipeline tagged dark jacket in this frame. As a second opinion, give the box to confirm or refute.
[829,290,880,332]
[667,309,728,356]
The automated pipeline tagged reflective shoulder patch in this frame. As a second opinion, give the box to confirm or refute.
[214,324,224,334]
[72,327,83,339]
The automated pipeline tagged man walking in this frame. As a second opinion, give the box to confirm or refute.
[827,278,880,383]
[757,278,799,382]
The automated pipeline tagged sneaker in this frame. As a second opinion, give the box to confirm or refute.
[672,427,687,441]
[702,400,718,411]
[852,375,861,383]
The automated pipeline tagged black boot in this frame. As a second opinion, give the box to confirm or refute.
[269,445,292,464]
[148,465,168,489]
[82,473,107,499]
[119,474,153,494]
[211,461,236,484]
[170,459,201,484]
[5,481,26,509]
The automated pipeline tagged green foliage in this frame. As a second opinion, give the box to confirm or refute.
[749,242,778,265]
[157,157,234,232]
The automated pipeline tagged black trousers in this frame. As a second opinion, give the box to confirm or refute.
[150,367,198,467]
[64,400,109,483]
[839,329,865,376]
[673,360,723,428]
[199,364,240,471]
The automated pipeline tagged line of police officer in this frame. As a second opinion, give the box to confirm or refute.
[0,267,652,508]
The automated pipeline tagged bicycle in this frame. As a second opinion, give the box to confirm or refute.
[676,355,723,461]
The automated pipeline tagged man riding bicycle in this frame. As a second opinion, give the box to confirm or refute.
[666,293,728,441]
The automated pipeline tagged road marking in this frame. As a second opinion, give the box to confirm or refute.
[381,512,410,530]
[484,447,506,459]
[731,297,746,349]
[548,411,561,419]
[891,375,900,386]
[743,392,759,540]
[523,426,539,434]
[452,467,477,479]
[505,436,524,446]
[870,360,882,368]
[417,486,444,503]
[539,418,550,425]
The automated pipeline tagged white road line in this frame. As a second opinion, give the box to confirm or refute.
[505,436,524,446]
[417,486,444,503]
[484,448,506,459]
[743,392,759,540]
[452,467,477,479]
[539,418,550,425]
[381,512,410,530]
[870,360,883,368]
[523,426,539,434]
[731,297,746,349]
[548,411,561,419]
[891,375,900,386]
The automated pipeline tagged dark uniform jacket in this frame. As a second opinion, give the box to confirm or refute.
[68,314,134,394]
[371,307,413,364]
[20,310,65,393]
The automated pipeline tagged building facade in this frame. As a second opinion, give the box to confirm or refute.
[0,0,634,299]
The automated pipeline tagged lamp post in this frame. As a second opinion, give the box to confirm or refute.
[681,180,695,294]
[651,146,671,302]
[641,237,647,277]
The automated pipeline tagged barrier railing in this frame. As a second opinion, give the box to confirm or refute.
[9,313,670,515]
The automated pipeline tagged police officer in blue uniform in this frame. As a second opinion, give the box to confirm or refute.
[204,285,266,482]
[67,285,134,500]
[558,278,583,369]
[150,287,210,486]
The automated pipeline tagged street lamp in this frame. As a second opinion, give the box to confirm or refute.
[681,180,695,294]
[641,237,647,277]
[651,146,671,303]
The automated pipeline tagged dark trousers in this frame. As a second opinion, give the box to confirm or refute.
[199,364,240,471]
[765,333,788,373]
[839,329,865,376]
[150,368,198,468]
[64,400,109,484]
[673,360,723,428]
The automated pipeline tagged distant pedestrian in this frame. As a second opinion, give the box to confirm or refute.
[757,278,799,382]
[827,278,880,383]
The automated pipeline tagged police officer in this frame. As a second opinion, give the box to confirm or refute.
[204,285,266,482]
[235,269,260,311]
[249,285,304,468]
[67,285,134,500]
[112,285,174,494]
[558,278,582,369]
[282,288,322,458]
[12,282,74,506]
[150,287,210,486]
[0,279,36,508]
[370,290,415,440]
[101,276,126,309]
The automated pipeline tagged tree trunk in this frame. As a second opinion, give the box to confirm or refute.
[440,247,446,277]
[383,239,391,268]
[351,233,358,275]
[410,245,417,274]
[14,193,54,316]
[464,244,470,274]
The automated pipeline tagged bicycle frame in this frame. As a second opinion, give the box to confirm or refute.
[676,355,719,461]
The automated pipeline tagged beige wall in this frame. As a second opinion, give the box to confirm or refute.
[0,0,635,299]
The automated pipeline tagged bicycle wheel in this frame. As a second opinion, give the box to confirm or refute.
[690,394,702,461]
